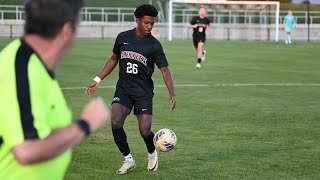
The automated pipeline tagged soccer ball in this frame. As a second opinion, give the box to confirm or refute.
[153,128,177,152]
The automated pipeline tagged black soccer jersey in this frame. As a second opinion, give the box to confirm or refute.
[113,28,169,98]
[190,16,211,37]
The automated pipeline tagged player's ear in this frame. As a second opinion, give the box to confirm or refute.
[136,18,140,24]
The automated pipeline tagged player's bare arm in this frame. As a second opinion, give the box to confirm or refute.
[160,66,176,110]
[12,98,110,165]
[86,53,118,96]
[206,23,212,30]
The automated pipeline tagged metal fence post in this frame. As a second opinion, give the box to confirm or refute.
[101,26,104,39]
[10,24,12,39]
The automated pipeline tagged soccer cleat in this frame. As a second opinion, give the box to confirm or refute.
[195,63,201,69]
[116,160,136,175]
[201,50,206,61]
[148,150,158,171]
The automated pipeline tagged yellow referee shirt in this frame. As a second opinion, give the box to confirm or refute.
[0,39,72,180]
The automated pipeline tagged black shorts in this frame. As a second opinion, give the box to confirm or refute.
[112,89,153,115]
[193,36,206,48]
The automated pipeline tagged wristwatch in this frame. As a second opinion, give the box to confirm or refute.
[76,119,91,136]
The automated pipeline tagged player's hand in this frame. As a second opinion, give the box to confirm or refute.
[85,81,99,96]
[169,96,176,110]
[81,97,110,133]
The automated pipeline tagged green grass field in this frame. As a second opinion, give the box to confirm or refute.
[1,38,320,179]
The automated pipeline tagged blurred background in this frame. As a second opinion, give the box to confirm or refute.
[0,0,319,41]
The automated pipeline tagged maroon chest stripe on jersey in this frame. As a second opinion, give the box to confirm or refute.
[121,51,147,66]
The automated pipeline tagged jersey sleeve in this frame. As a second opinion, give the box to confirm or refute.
[112,33,121,55]
[153,41,169,69]
[190,17,197,25]
[207,17,211,24]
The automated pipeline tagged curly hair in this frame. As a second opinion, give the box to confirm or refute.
[134,4,158,19]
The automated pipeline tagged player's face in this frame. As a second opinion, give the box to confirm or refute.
[136,16,155,36]
[288,10,292,15]
[198,8,206,17]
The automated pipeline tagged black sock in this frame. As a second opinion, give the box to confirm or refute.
[143,132,155,153]
[112,128,130,156]
[197,58,201,63]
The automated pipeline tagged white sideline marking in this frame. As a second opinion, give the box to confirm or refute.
[61,84,209,90]
[61,86,115,90]
[61,83,320,90]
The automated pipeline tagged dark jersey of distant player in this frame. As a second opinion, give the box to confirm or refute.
[112,28,169,99]
[190,16,211,38]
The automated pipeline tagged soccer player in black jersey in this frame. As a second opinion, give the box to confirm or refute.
[188,7,211,69]
[0,0,110,179]
[86,4,176,174]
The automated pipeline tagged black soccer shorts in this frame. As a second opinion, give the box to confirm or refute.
[193,36,206,48]
[112,89,153,115]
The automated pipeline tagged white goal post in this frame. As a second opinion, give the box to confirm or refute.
[168,0,280,41]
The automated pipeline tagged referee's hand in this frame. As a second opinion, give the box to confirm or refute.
[81,97,110,133]
[85,81,99,96]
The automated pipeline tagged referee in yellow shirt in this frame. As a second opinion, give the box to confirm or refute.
[0,0,110,179]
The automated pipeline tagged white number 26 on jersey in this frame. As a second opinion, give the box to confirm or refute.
[126,62,138,74]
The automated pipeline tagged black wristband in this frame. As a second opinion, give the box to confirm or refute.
[76,119,91,136]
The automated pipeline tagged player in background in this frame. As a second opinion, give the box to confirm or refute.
[188,7,211,69]
[283,9,296,44]
[86,4,176,175]
[0,0,110,179]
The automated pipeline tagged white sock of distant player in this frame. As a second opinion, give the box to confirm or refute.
[125,153,134,162]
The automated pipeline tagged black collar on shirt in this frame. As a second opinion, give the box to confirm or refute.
[20,38,55,79]
[0,136,3,147]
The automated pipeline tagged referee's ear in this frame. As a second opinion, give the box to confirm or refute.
[59,22,73,38]
[54,22,75,56]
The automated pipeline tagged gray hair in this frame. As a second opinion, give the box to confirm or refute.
[24,0,84,38]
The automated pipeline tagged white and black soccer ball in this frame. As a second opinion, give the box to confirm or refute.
[153,128,177,152]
